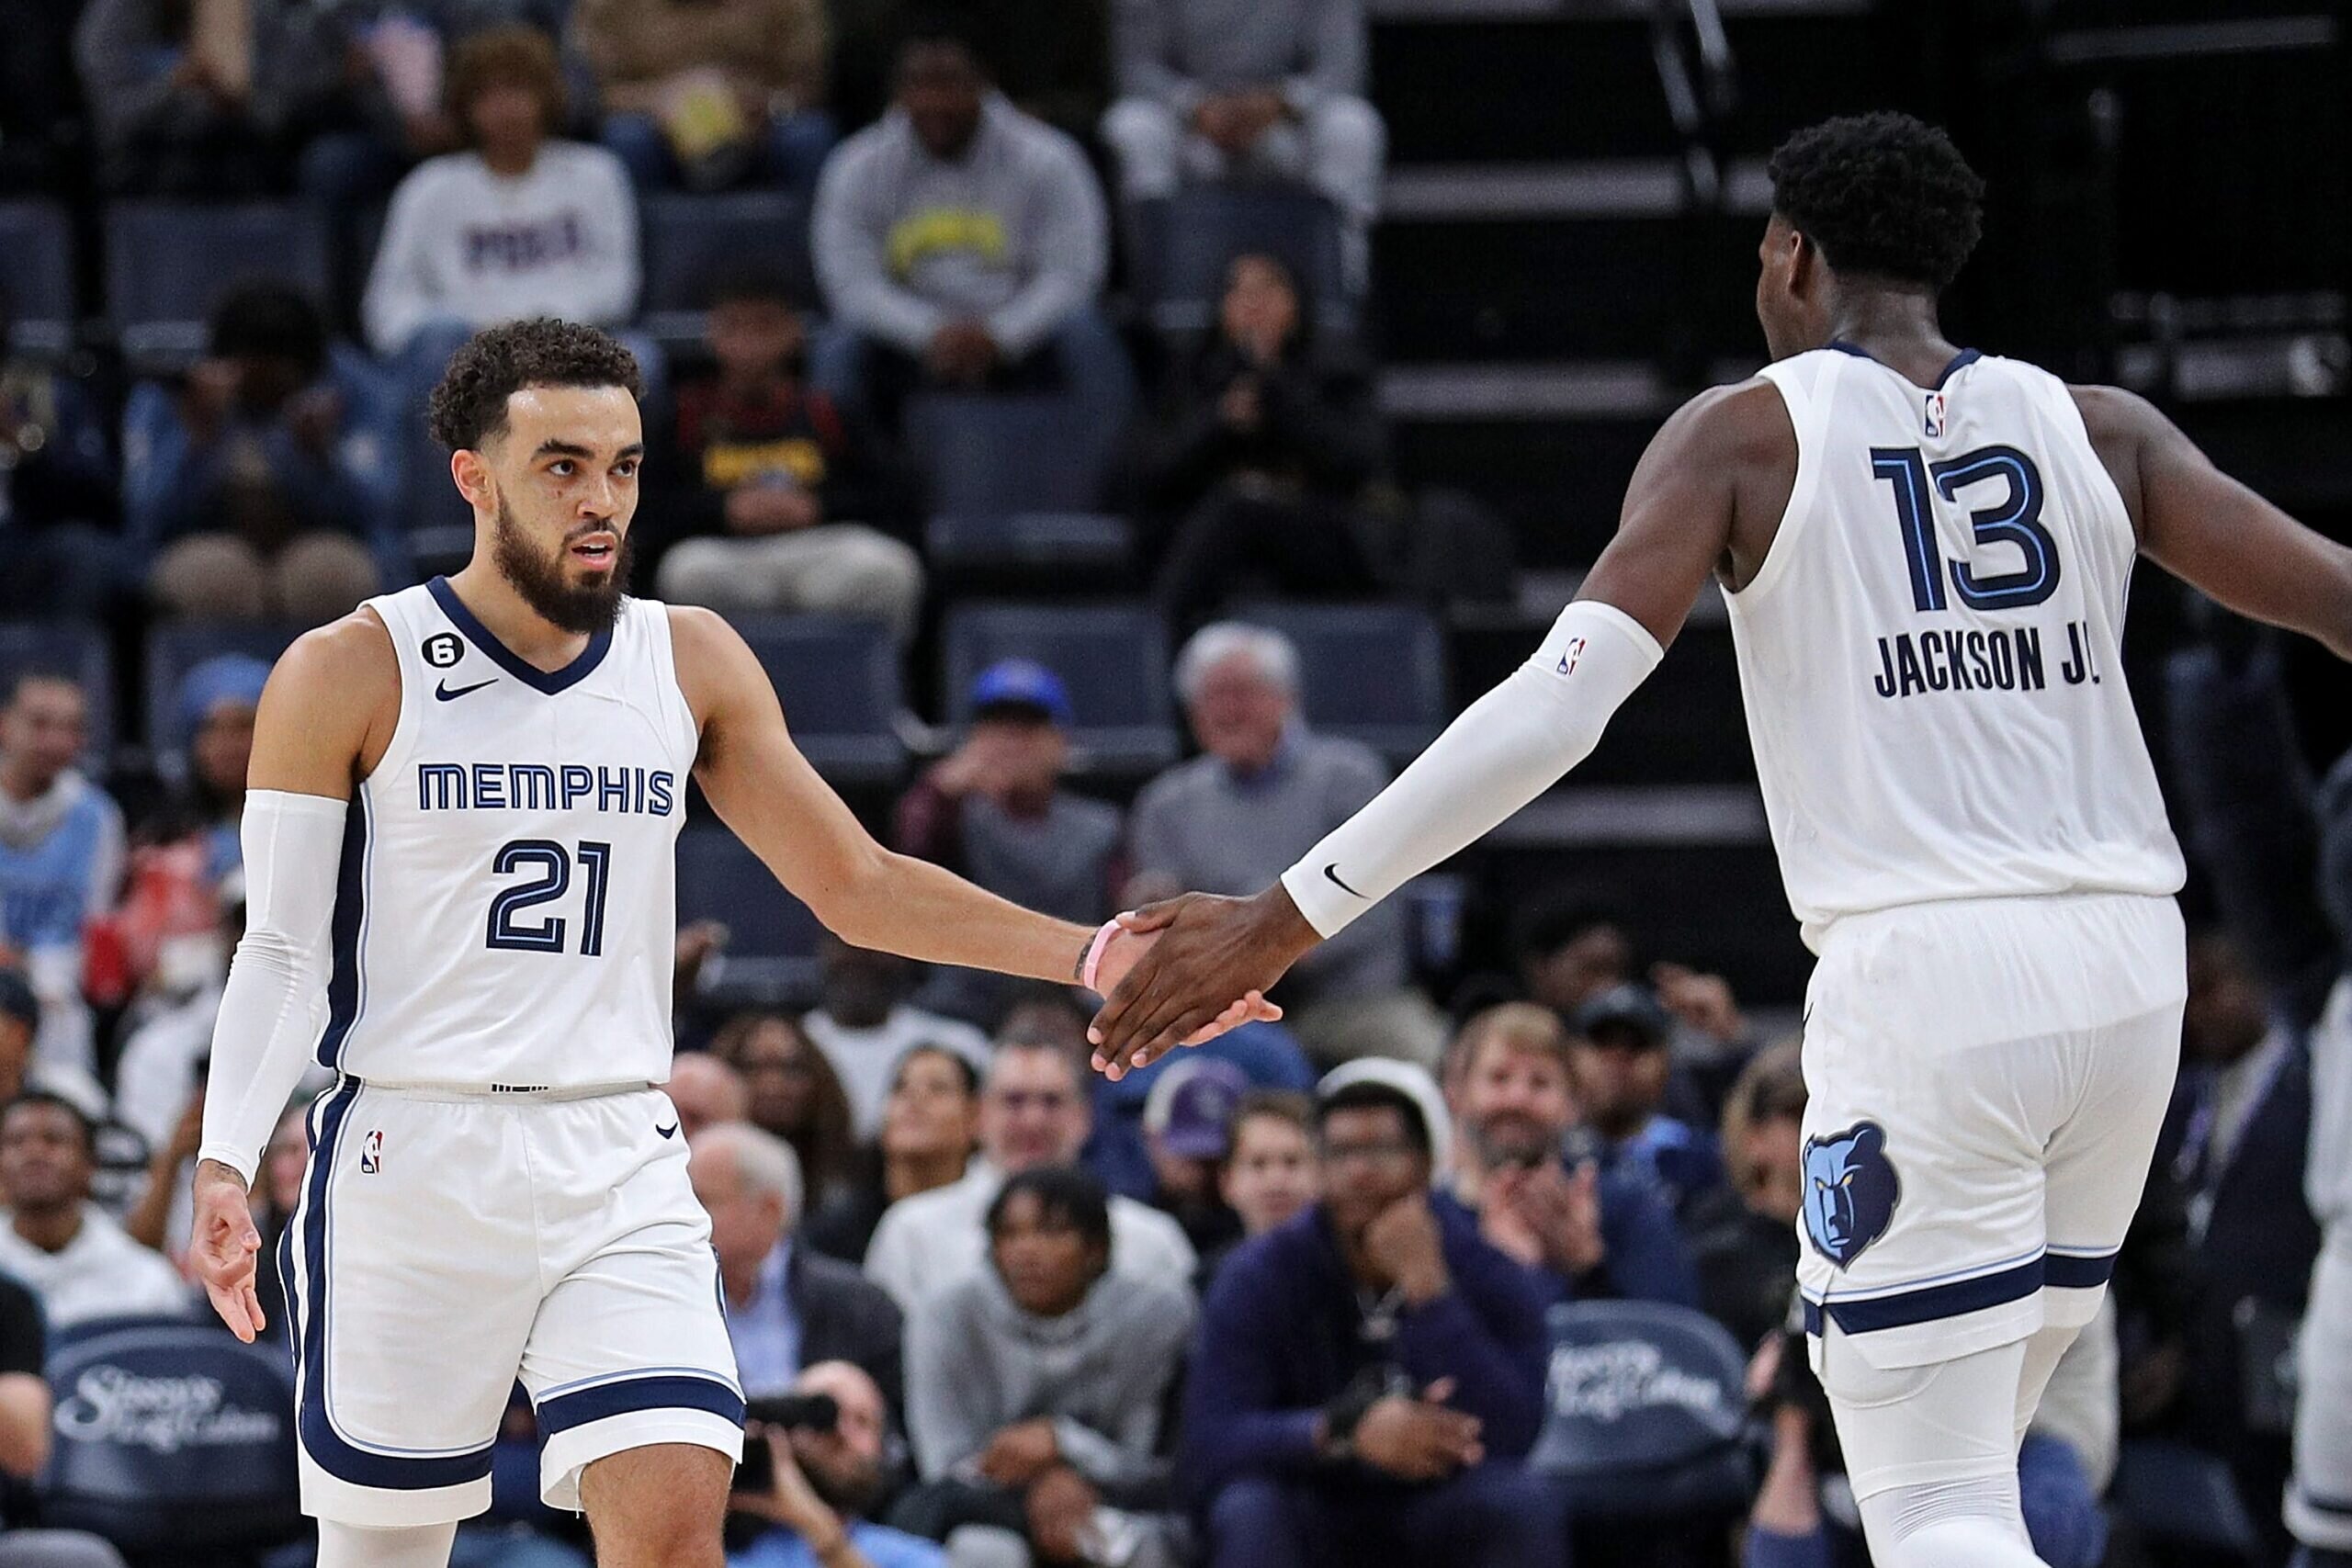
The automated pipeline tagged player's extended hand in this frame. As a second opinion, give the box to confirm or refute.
[1087,886,1319,1078]
[189,1158,266,1342]
[1085,921,1282,1074]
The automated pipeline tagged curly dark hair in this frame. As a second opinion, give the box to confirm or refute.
[425,318,642,451]
[1766,112,1986,292]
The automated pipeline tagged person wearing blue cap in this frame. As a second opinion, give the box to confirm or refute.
[1567,983,1727,1224]
[157,653,273,893]
[896,660,1125,1024]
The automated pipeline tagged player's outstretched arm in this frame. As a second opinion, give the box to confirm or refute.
[1088,383,1778,1074]
[190,613,397,1342]
[2076,384,2352,661]
[671,606,1271,1034]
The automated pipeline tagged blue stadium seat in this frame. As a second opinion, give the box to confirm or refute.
[0,199,76,356]
[104,202,332,371]
[942,602,1177,779]
[732,615,907,785]
[675,826,824,1006]
[638,192,814,347]
[904,395,1133,584]
[0,621,114,761]
[39,1314,301,1556]
[144,623,300,757]
[1144,186,1349,335]
[1232,601,1448,764]
[1528,1300,1755,1521]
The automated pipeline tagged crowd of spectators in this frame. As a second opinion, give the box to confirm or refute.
[2,5,2346,1568]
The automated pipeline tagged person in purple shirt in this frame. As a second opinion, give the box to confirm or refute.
[1179,1078,1562,1568]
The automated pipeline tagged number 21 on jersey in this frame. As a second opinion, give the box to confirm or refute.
[486,839,613,956]
[1871,445,2062,613]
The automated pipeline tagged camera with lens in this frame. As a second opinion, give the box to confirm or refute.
[730,1392,838,1495]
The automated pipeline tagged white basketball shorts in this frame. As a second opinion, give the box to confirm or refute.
[1796,891,2187,1371]
[2290,1236,2352,1551]
[279,1077,743,1527]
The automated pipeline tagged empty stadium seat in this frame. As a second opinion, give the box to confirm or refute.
[904,395,1134,585]
[0,621,115,761]
[104,202,332,371]
[1233,601,1448,764]
[942,602,1177,778]
[143,623,300,756]
[675,826,824,1006]
[732,615,907,785]
[40,1314,301,1556]
[638,192,814,347]
[1143,186,1350,335]
[0,199,77,356]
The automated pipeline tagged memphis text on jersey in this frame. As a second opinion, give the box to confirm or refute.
[1871,618,2105,702]
[415,761,679,815]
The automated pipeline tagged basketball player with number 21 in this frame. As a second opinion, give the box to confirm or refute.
[184,319,1276,1568]
[1088,115,2352,1568]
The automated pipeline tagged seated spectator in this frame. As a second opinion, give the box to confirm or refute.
[730,1360,945,1568]
[864,1040,1193,1311]
[716,1011,863,1213]
[136,656,270,897]
[1136,1056,1247,1257]
[1438,1001,1696,1308]
[363,27,643,391]
[804,1043,979,1266]
[1687,1040,1805,1352]
[691,1122,906,1411]
[1219,1090,1317,1238]
[1510,894,1634,1018]
[1137,253,1383,630]
[649,274,922,637]
[0,1093,189,1327]
[1101,0,1385,278]
[0,968,105,1127]
[0,289,129,620]
[577,0,834,193]
[1128,623,1443,1068]
[125,284,391,625]
[809,19,1130,436]
[73,0,331,196]
[0,671,123,1079]
[896,1167,1193,1568]
[804,937,992,1138]
[670,1049,753,1141]
[897,663,1122,1023]
[1567,984,1725,1222]
[0,1264,133,1565]
[1182,1078,1560,1568]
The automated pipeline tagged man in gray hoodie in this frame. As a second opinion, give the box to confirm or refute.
[809,21,1132,438]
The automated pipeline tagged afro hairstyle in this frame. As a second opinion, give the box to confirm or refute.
[1766,112,1986,292]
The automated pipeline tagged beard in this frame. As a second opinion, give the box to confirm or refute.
[802,1451,885,1519]
[490,493,634,635]
[1471,1111,1556,1170]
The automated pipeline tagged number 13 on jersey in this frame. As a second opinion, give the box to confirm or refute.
[1871,445,2062,614]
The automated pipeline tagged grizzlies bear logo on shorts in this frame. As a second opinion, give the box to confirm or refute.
[1802,1121,1900,1268]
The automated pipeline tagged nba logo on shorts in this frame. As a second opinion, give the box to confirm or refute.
[360,1130,384,1174]
[1802,1121,1900,1268]
[1922,392,1947,438]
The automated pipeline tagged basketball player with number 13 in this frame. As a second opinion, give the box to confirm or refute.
[1090,115,2352,1568]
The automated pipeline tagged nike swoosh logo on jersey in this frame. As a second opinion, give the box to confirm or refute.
[1323,863,1364,898]
[435,677,497,701]
[655,1122,679,1139]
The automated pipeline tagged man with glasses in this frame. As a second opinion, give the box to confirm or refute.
[863,1040,1193,1311]
[1178,1078,1561,1568]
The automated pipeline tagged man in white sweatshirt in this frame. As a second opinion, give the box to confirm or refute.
[363,27,651,411]
[809,21,1131,439]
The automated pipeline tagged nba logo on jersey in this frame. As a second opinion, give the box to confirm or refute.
[360,1130,384,1174]
[1922,391,1948,438]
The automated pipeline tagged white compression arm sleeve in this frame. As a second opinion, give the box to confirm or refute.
[1280,599,1664,938]
[198,789,349,1186]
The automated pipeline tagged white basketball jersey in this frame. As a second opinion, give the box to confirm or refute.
[319,580,698,1086]
[1724,344,2185,948]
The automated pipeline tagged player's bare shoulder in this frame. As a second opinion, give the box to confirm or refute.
[253,606,402,788]
[662,602,784,750]
[2064,381,2169,538]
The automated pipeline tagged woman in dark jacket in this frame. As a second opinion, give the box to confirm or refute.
[1140,252,1385,629]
